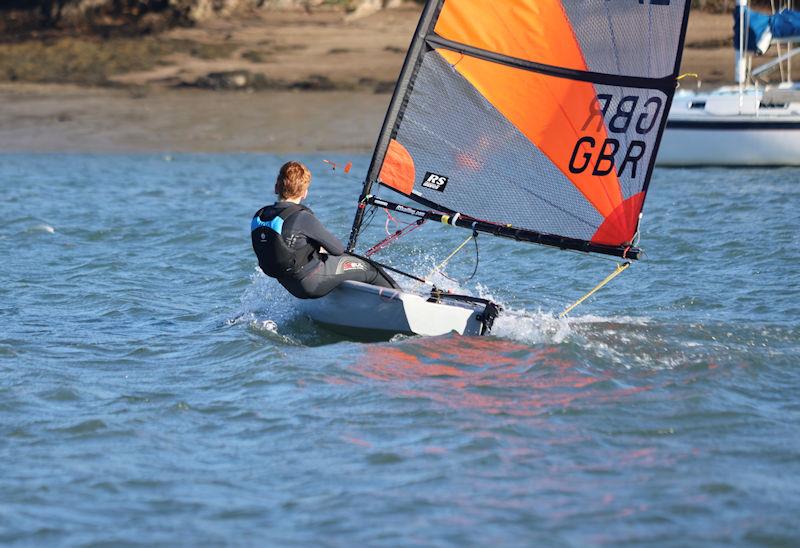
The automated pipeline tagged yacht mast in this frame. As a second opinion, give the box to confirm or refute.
[737,0,748,88]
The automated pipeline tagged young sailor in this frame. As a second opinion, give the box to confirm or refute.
[251,161,398,299]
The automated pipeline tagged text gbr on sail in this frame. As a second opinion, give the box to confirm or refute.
[568,94,663,178]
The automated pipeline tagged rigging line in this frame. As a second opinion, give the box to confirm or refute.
[349,253,429,285]
[449,51,465,70]
[358,211,376,242]
[358,200,379,238]
[559,261,631,318]
[469,234,480,280]
[425,229,478,281]
[365,218,426,257]
[384,208,401,236]
[676,73,699,91]
[439,231,480,283]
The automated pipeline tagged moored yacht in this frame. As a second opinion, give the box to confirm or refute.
[658,0,800,166]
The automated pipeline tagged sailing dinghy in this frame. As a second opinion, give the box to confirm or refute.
[305,0,692,338]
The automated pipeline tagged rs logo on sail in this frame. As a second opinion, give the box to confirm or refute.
[569,94,664,178]
[422,172,449,192]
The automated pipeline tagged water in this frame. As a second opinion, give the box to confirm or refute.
[1,153,799,545]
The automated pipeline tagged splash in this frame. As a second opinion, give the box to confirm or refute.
[228,268,305,344]
[379,259,640,349]
[492,308,572,345]
[237,268,293,317]
[28,223,55,234]
[233,255,659,361]
[470,283,665,369]
[488,303,668,369]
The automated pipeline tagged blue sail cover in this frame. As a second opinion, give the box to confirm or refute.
[734,7,800,54]
[772,9,800,39]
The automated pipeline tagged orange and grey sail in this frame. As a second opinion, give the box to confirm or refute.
[348,0,692,259]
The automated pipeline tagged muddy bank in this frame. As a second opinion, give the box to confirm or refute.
[0,83,389,153]
[0,8,766,153]
[0,7,416,92]
[0,7,748,92]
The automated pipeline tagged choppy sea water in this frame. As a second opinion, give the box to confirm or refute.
[1,153,799,545]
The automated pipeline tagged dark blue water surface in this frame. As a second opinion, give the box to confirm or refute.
[1,154,799,545]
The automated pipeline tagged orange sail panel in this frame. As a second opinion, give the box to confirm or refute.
[434,0,588,72]
[379,139,416,195]
[591,192,645,246]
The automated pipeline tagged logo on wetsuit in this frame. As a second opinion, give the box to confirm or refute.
[342,260,367,272]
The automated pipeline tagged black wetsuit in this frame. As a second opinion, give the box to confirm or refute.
[252,201,398,299]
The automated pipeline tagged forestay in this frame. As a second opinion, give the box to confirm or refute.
[348,0,692,259]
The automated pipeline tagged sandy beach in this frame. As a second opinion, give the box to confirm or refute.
[0,8,746,153]
[0,84,390,153]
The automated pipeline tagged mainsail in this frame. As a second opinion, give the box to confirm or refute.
[348,0,692,260]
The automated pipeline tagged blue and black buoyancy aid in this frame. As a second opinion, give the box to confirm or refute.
[251,204,316,279]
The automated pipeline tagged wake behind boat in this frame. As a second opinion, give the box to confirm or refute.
[304,0,693,338]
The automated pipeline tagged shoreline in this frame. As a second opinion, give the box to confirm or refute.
[0,9,755,153]
[0,84,390,153]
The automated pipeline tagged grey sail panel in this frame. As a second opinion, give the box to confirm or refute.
[391,51,604,242]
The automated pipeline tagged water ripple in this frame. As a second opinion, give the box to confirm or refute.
[0,155,798,544]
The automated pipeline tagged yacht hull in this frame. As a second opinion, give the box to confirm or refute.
[658,118,800,166]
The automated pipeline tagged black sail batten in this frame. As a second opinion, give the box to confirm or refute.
[346,0,444,252]
[366,196,641,260]
[425,35,676,92]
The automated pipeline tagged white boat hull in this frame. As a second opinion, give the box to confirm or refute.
[658,120,800,166]
[301,281,489,338]
[657,87,800,166]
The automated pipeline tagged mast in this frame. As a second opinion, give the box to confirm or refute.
[789,0,794,82]
[737,0,748,93]
[346,0,443,252]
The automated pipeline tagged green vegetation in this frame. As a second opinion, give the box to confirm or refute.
[0,37,237,85]
[0,0,192,35]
